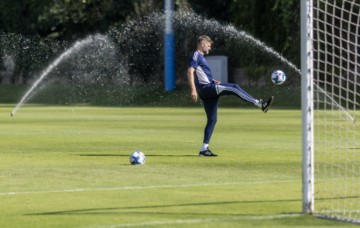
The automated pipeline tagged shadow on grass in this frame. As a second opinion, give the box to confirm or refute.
[79,154,198,157]
[26,199,301,216]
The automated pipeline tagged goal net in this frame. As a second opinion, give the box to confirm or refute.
[303,0,360,223]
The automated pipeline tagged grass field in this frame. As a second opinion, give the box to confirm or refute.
[0,105,356,227]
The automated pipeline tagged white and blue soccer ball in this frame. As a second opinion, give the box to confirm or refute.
[271,70,286,85]
[129,151,146,165]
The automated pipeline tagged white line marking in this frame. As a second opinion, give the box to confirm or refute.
[0,179,297,196]
[92,214,302,228]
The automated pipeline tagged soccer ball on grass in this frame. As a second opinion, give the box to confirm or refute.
[129,151,146,165]
[271,70,286,85]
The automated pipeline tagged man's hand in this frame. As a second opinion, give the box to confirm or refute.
[213,79,221,84]
[191,89,198,102]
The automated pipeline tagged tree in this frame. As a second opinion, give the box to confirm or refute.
[0,0,49,35]
[188,0,231,22]
[230,0,300,67]
[36,0,114,41]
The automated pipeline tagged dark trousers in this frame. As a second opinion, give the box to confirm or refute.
[198,82,257,144]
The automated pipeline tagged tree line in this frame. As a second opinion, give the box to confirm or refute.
[0,0,300,85]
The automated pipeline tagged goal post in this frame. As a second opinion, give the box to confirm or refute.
[302,0,360,223]
[301,0,314,215]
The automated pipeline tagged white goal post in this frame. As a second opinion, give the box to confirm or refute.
[301,0,360,223]
[301,0,314,215]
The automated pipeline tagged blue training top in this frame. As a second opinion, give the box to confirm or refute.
[189,51,213,87]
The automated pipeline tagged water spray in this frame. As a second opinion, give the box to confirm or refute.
[8,11,301,116]
[10,34,108,116]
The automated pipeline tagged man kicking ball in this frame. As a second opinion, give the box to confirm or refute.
[187,35,274,156]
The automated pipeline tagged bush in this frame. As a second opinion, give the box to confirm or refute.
[0,84,300,108]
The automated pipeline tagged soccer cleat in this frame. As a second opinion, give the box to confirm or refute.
[261,96,274,113]
[199,149,218,157]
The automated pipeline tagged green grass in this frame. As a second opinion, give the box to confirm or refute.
[0,105,356,227]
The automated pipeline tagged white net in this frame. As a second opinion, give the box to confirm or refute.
[312,0,360,223]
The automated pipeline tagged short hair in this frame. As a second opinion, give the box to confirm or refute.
[197,35,213,44]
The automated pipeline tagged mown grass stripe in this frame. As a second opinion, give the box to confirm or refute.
[0,179,297,196]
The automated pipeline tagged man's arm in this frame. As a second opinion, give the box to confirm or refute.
[187,67,198,102]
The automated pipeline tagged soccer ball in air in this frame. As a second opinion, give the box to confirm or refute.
[129,151,146,165]
[271,70,286,85]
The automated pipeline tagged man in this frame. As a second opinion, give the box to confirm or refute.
[187,35,274,157]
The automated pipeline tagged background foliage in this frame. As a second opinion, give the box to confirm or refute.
[0,0,300,85]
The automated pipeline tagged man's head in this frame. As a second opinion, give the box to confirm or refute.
[197,35,213,55]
